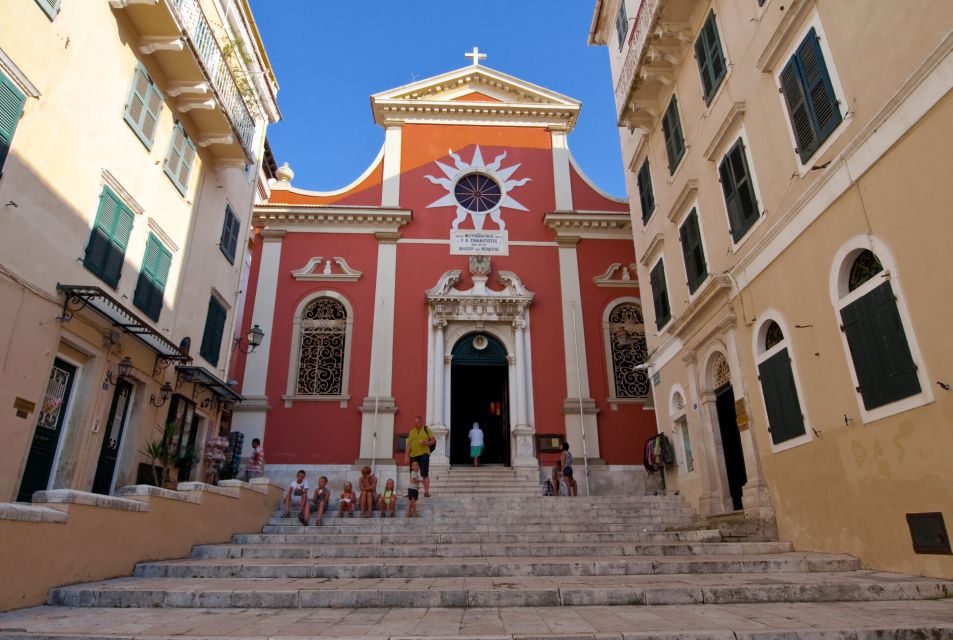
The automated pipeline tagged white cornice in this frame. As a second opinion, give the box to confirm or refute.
[253,205,412,234]
[543,211,632,239]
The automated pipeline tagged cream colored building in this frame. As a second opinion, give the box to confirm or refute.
[590,0,953,577]
[0,0,279,502]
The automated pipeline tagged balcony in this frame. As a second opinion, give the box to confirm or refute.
[614,0,693,129]
[110,0,258,164]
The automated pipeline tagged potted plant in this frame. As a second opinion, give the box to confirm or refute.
[138,422,177,487]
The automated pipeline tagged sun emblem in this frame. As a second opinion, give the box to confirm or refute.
[424,145,530,231]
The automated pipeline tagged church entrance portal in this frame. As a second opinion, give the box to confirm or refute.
[450,334,510,466]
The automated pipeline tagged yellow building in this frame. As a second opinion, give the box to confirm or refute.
[0,0,279,501]
[590,0,953,577]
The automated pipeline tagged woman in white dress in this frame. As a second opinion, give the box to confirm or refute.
[468,422,484,467]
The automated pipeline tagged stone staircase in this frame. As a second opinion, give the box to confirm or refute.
[427,465,541,496]
[3,494,953,638]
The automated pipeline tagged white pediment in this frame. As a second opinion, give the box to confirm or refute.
[372,65,581,131]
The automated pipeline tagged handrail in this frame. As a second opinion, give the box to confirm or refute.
[169,0,256,159]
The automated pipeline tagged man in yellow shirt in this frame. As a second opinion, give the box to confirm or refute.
[405,415,436,497]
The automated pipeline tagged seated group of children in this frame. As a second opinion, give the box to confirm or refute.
[282,462,422,525]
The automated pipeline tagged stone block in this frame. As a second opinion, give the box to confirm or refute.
[32,489,149,512]
[0,502,68,523]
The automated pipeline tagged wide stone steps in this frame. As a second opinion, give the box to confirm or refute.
[190,540,795,560]
[134,552,862,579]
[236,530,720,545]
[49,571,953,609]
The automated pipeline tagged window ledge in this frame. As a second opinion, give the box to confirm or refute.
[608,397,650,411]
[859,394,934,426]
[770,431,814,454]
[282,394,350,409]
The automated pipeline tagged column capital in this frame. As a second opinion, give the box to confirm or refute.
[433,319,448,330]
[375,231,400,244]
[512,318,526,330]
[260,228,287,241]
[556,236,580,247]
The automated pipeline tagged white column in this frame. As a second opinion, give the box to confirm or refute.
[357,232,399,465]
[381,126,402,207]
[512,315,538,468]
[551,128,573,211]
[557,236,600,460]
[232,229,283,446]
[430,321,450,466]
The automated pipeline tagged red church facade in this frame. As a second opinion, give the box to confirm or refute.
[232,61,657,491]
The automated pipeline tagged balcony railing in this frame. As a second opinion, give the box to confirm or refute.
[169,0,256,159]
[614,0,661,118]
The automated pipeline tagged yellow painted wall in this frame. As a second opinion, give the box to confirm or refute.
[0,483,282,611]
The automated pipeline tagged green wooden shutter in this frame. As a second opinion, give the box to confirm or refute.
[662,96,685,173]
[650,260,671,330]
[220,206,241,263]
[84,187,134,288]
[165,124,196,195]
[679,209,708,293]
[134,234,172,321]
[758,348,806,445]
[0,72,27,174]
[719,139,759,242]
[200,297,227,366]
[34,0,61,19]
[796,28,842,145]
[124,65,162,148]
[637,160,655,224]
[840,281,920,410]
[695,12,726,104]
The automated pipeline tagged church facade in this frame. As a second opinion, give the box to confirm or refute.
[231,58,656,490]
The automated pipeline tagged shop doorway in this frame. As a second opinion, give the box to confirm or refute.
[450,334,510,466]
[715,382,747,511]
[92,378,133,495]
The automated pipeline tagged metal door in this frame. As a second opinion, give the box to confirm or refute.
[92,378,133,495]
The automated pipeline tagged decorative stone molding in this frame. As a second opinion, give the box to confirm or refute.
[703,102,747,161]
[138,37,184,55]
[254,205,412,235]
[756,0,811,72]
[544,211,632,239]
[101,169,145,216]
[561,397,601,415]
[290,257,363,282]
[639,233,665,267]
[593,263,638,288]
[358,396,398,414]
[197,133,234,148]
[667,274,734,339]
[427,262,534,324]
[667,180,698,223]
[146,217,180,252]
[177,98,217,113]
[166,81,209,97]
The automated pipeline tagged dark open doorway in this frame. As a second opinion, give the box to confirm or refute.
[450,334,510,466]
[715,383,747,511]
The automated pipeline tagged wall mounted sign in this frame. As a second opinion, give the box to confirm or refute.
[450,230,509,256]
[735,398,749,431]
[14,397,36,419]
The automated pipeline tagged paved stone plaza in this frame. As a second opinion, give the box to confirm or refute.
[1,492,952,638]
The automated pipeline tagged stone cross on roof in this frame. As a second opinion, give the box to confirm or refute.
[465,46,487,66]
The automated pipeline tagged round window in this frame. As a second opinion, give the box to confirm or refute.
[454,173,502,213]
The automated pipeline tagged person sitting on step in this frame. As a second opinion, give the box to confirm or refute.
[379,478,397,518]
[358,465,378,518]
[282,469,310,525]
[339,481,356,518]
[311,475,331,525]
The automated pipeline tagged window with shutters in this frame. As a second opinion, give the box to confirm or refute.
[679,208,708,293]
[83,186,135,288]
[694,11,727,105]
[219,205,241,264]
[649,259,671,330]
[604,301,649,402]
[662,95,685,174]
[165,123,197,195]
[836,249,921,412]
[123,64,163,149]
[199,296,228,367]
[133,233,172,321]
[719,138,760,243]
[755,318,809,448]
[0,71,26,176]
[34,0,61,20]
[615,1,628,50]
[778,27,843,164]
[637,159,655,224]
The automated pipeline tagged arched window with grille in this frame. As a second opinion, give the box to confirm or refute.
[832,245,926,418]
[603,300,650,406]
[286,293,353,405]
[754,316,809,450]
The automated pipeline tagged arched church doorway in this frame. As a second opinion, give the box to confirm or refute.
[711,353,747,511]
[450,333,510,466]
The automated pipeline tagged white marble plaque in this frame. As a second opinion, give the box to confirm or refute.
[450,230,509,256]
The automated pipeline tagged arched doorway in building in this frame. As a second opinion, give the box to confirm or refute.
[450,333,510,466]
[710,352,747,511]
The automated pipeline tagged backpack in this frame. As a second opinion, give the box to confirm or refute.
[425,427,436,453]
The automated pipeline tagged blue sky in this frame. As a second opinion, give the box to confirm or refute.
[248,1,627,197]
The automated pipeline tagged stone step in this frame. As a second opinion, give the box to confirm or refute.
[7,602,953,638]
[263,519,675,532]
[260,520,715,535]
[49,571,953,609]
[135,552,862,579]
[190,540,795,560]
[236,530,721,545]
